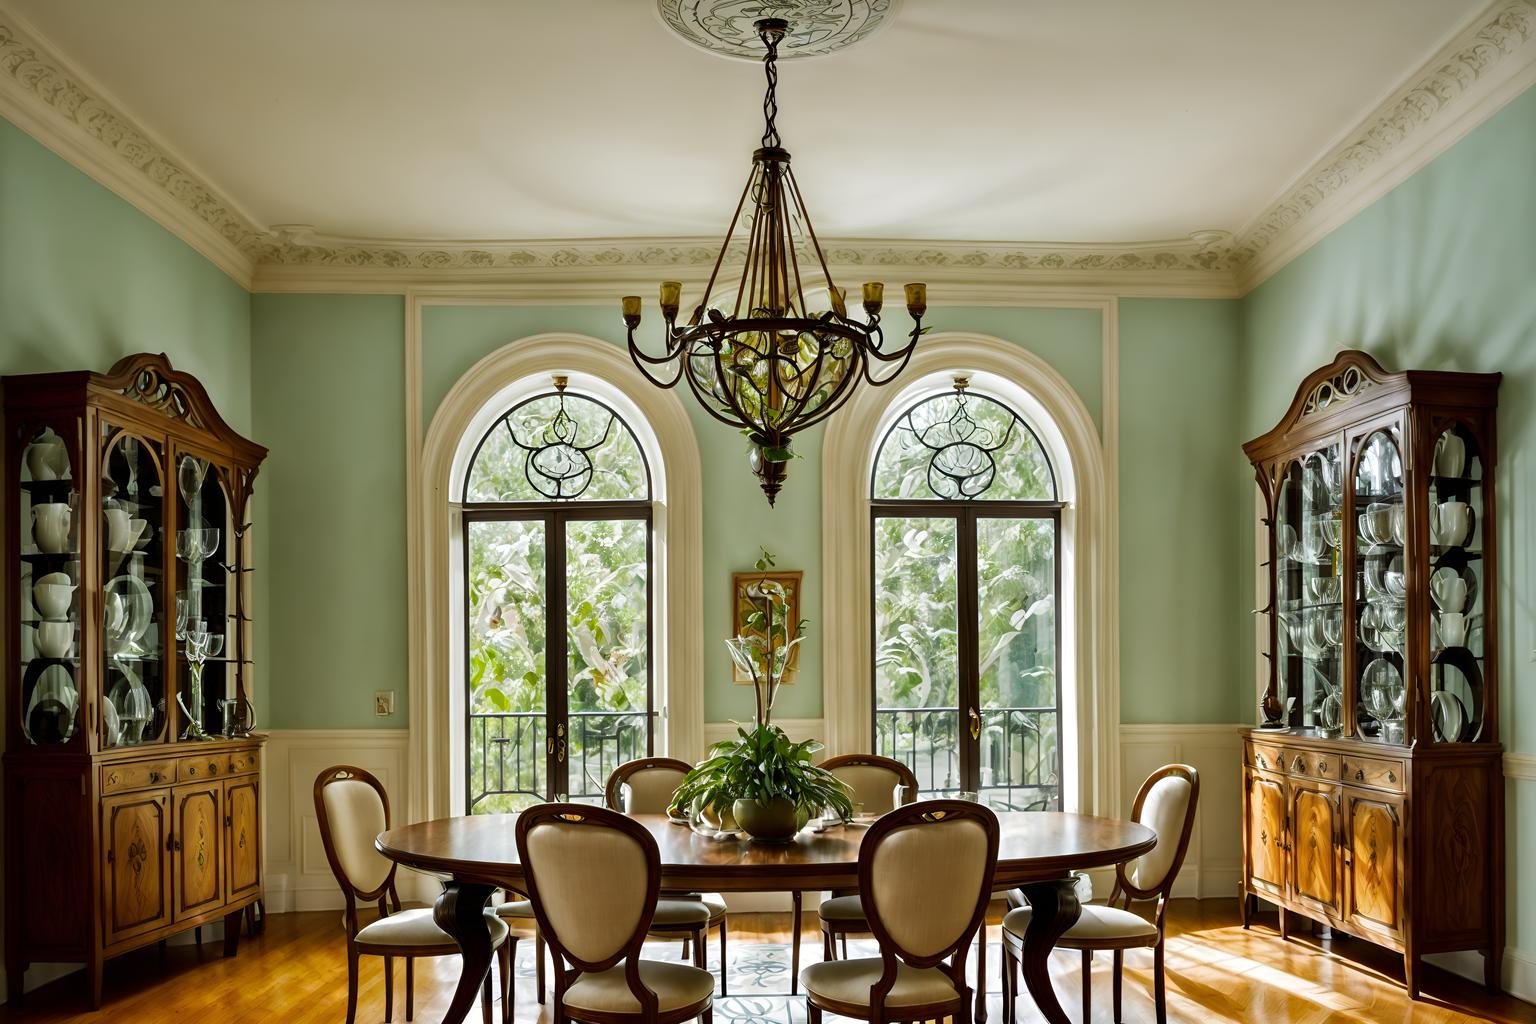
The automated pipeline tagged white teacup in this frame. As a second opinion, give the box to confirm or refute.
[31,503,71,553]
[1362,503,1396,547]
[1439,611,1467,648]
[24,429,68,481]
[32,578,75,619]
[1434,432,1467,478]
[104,508,132,552]
[1431,569,1468,613]
[1438,501,1470,547]
[36,619,74,659]
[129,517,151,550]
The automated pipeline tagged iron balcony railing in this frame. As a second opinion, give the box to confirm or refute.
[469,709,651,812]
[875,705,1062,811]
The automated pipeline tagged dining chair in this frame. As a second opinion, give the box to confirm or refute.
[812,754,919,961]
[1000,764,1200,1024]
[516,802,715,1024]
[800,799,998,1024]
[313,765,511,1024]
[605,757,730,994]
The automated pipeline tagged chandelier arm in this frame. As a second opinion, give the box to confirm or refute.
[625,327,688,389]
[782,166,839,304]
[779,169,808,318]
[705,171,759,322]
[738,166,767,319]
[861,324,922,386]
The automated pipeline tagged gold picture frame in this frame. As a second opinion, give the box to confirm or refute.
[730,569,803,685]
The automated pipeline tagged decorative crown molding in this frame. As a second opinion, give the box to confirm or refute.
[1233,0,1536,289]
[2,1,1533,296]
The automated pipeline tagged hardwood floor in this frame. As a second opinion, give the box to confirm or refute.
[0,900,1530,1022]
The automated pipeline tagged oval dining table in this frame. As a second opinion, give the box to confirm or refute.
[378,810,1156,1024]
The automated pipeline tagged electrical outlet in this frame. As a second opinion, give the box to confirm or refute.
[374,690,395,716]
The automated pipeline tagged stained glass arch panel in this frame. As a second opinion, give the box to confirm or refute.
[464,389,651,503]
[872,386,1056,501]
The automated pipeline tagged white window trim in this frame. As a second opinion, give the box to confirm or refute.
[413,333,703,819]
[821,332,1116,814]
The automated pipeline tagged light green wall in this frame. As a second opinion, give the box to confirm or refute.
[1240,84,1536,960]
[250,295,406,729]
[1119,298,1245,724]
[0,118,251,428]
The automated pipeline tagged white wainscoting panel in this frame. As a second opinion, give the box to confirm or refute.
[1117,724,1243,900]
[264,728,423,912]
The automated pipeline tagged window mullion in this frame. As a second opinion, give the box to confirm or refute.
[548,510,569,801]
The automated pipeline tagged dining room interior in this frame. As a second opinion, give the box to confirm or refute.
[1,1,1535,1022]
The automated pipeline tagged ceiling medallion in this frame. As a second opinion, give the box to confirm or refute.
[623,18,927,506]
[655,0,899,60]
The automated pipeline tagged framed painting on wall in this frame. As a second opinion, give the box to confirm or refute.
[730,569,803,685]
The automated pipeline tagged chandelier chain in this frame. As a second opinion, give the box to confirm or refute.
[760,22,781,149]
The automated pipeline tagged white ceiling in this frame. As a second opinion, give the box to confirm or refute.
[9,0,1483,244]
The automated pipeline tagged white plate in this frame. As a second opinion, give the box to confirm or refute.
[1431,690,1467,743]
[105,574,153,647]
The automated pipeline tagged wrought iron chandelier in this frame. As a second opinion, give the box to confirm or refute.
[623,17,927,506]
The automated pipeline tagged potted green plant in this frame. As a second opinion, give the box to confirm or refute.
[673,551,853,842]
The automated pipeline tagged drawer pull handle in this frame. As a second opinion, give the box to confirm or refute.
[1292,756,1305,772]
[1318,762,1329,774]
[1386,770,1397,784]
[1256,755,1268,769]
[1355,769,1365,781]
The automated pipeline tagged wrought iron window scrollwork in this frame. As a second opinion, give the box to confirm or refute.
[463,377,651,504]
[872,377,1056,502]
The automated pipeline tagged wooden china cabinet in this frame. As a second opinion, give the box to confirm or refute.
[3,353,267,1007]
[1240,350,1503,998]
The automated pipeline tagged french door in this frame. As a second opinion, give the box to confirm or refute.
[463,502,653,812]
[871,502,1062,810]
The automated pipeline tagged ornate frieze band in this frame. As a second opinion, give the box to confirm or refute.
[2,1,1534,292]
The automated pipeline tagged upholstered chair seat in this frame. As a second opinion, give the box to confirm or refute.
[800,958,961,1009]
[1001,764,1200,1024]
[605,757,731,994]
[561,961,719,1014]
[356,907,509,949]
[812,754,919,965]
[315,765,512,1024]
[801,800,998,1024]
[516,803,713,1024]
[493,899,546,1002]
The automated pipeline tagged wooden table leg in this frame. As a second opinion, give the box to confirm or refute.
[975,916,989,1021]
[1014,877,1081,1024]
[790,889,802,995]
[434,881,498,1024]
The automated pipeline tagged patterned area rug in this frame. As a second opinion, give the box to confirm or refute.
[513,937,998,1023]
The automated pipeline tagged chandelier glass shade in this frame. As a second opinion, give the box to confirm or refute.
[623,17,927,505]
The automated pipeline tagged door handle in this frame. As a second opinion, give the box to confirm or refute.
[968,707,981,740]
[556,723,567,763]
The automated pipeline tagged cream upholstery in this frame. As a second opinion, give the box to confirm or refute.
[817,894,866,922]
[355,907,509,949]
[649,899,713,926]
[801,958,960,1008]
[321,778,393,894]
[869,817,988,958]
[495,898,541,936]
[526,820,650,964]
[1128,775,1194,891]
[561,961,715,1014]
[830,764,908,815]
[621,768,688,815]
[1002,904,1158,946]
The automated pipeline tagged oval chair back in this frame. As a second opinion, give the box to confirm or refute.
[313,765,400,931]
[515,803,664,1015]
[860,800,999,1017]
[1116,764,1200,903]
[604,756,693,814]
[816,754,919,816]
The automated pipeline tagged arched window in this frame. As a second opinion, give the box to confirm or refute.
[870,378,1064,810]
[460,379,654,813]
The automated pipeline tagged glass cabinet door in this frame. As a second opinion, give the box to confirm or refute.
[101,425,166,748]
[1274,444,1344,731]
[1353,427,1407,744]
[20,424,82,745]
[173,453,236,741]
[1427,425,1484,742]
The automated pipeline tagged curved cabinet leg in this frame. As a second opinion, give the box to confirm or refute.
[1015,877,1081,1024]
[434,881,498,1024]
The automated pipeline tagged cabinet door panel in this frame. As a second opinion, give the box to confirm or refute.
[1246,770,1288,897]
[102,791,172,944]
[225,777,261,900]
[1347,794,1402,934]
[1290,782,1341,916]
[172,783,223,920]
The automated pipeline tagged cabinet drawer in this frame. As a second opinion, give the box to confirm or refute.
[102,760,176,794]
[1245,741,1286,774]
[1342,754,1405,792]
[177,754,228,782]
[225,750,260,776]
[1285,749,1341,782]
